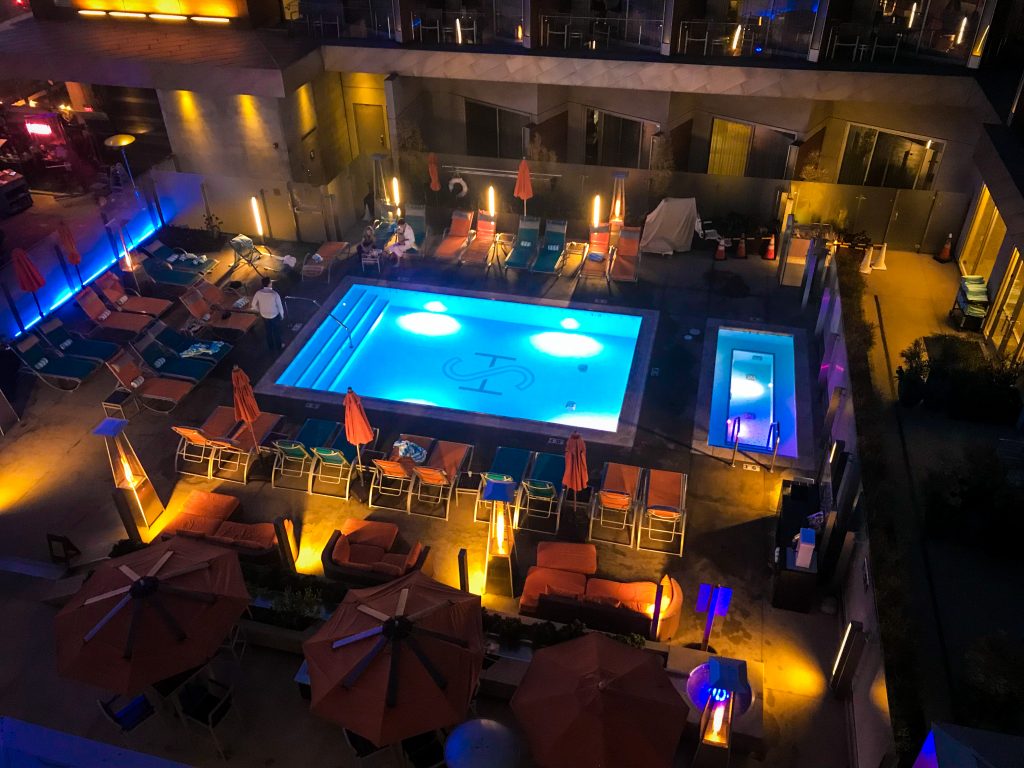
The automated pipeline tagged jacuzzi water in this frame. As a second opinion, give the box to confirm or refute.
[275,284,645,432]
[708,327,798,457]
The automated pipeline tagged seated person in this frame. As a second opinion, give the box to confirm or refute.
[355,226,377,259]
[385,218,416,264]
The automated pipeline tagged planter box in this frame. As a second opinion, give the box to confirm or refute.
[240,617,321,654]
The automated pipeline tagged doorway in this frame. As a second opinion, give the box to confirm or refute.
[985,249,1024,363]
[353,103,388,157]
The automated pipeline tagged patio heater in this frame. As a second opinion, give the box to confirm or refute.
[93,418,163,542]
[482,477,517,597]
[689,658,753,768]
[609,171,627,244]
[103,133,138,195]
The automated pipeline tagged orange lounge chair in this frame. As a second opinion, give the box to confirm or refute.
[638,468,687,555]
[76,287,153,336]
[180,289,258,337]
[171,426,235,478]
[106,349,195,412]
[411,439,473,519]
[198,405,284,484]
[578,223,614,281]
[95,272,173,318]
[609,226,641,282]
[369,434,436,511]
[588,462,643,547]
[433,210,473,262]
[196,279,246,312]
[461,211,497,268]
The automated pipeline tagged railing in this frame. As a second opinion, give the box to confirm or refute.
[293,0,396,40]
[729,416,742,467]
[768,421,781,473]
[410,7,522,44]
[284,296,354,348]
[540,13,663,50]
[676,15,814,57]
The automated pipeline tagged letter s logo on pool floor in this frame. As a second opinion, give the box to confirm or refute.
[443,353,535,395]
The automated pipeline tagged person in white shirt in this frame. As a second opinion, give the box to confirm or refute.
[385,218,416,265]
[250,277,285,351]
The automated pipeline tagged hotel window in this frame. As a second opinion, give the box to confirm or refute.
[465,100,529,159]
[585,108,644,168]
[837,124,943,190]
[959,185,1006,282]
[708,118,794,179]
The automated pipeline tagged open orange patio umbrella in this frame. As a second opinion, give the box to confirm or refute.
[55,537,250,694]
[12,247,46,318]
[511,633,688,768]
[428,152,442,193]
[563,431,588,506]
[57,221,83,287]
[232,365,260,448]
[303,571,484,747]
[344,387,374,477]
[514,158,533,215]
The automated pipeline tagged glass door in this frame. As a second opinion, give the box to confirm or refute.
[985,249,1024,363]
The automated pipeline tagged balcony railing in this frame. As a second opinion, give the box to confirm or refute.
[539,13,663,51]
[675,15,814,58]
[290,0,397,39]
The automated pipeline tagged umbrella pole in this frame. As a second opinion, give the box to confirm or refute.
[356,444,365,482]
[31,293,44,320]
[75,265,84,288]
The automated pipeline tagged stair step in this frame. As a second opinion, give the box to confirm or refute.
[308,293,384,390]
[326,298,390,391]
[297,291,378,389]
[281,287,367,387]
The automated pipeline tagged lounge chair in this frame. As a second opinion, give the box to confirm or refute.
[461,210,497,268]
[433,210,473,262]
[180,289,258,338]
[309,426,380,499]
[106,349,195,412]
[138,256,204,291]
[500,216,541,273]
[637,468,687,555]
[532,220,568,274]
[609,226,642,282]
[577,223,614,282]
[271,418,340,489]
[146,320,233,364]
[196,279,247,312]
[94,271,173,318]
[411,439,474,520]
[369,434,436,512]
[36,318,119,363]
[139,240,217,274]
[14,335,101,391]
[301,241,349,283]
[404,204,427,252]
[518,451,566,535]
[197,405,284,484]
[131,335,214,383]
[474,446,533,523]
[588,462,644,547]
[171,426,234,479]
[76,287,153,336]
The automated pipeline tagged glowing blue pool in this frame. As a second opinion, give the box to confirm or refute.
[708,328,798,457]
[274,283,648,433]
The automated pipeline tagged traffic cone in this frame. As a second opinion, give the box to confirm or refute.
[859,248,873,274]
[762,235,776,260]
[715,239,726,260]
[870,242,887,270]
[934,233,952,263]
[737,235,747,259]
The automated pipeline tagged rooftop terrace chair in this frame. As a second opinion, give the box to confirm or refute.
[369,434,436,512]
[637,468,687,556]
[98,693,155,733]
[411,439,474,520]
[518,451,566,535]
[171,425,231,479]
[500,215,541,273]
[138,255,204,292]
[175,675,236,761]
[271,418,339,489]
[147,320,233,364]
[140,240,217,275]
[309,426,380,499]
[588,462,644,548]
[36,318,119,363]
[94,271,172,318]
[301,241,350,283]
[75,286,153,336]
[196,279,246,312]
[609,226,642,282]
[432,210,473,262]
[199,405,284,484]
[532,219,568,274]
[180,288,258,338]
[577,223,613,282]
[460,210,497,268]
[14,334,101,391]
[131,334,214,383]
[474,445,533,523]
[106,349,195,412]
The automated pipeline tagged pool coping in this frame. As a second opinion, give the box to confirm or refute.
[692,319,816,471]
[255,276,659,448]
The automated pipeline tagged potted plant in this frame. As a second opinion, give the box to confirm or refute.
[896,339,929,406]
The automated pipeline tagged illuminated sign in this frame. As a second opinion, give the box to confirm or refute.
[25,122,53,136]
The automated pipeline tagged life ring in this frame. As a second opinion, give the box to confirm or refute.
[449,175,468,198]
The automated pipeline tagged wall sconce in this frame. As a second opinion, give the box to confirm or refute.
[830,620,867,697]
[482,476,517,596]
[93,418,164,541]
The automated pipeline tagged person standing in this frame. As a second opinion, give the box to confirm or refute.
[385,217,416,266]
[251,277,285,351]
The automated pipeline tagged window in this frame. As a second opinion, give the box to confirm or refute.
[585,108,644,168]
[465,100,528,159]
[959,185,1006,281]
[708,118,794,179]
[837,124,943,190]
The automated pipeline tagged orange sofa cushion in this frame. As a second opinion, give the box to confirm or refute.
[212,521,276,551]
[348,543,386,565]
[341,519,399,551]
[520,566,587,611]
[172,514,223,537]
[536,542,597,575]
[181,490,239,521]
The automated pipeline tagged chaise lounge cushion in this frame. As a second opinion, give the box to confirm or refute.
[340,519,399,551]
[173,515,225,537]
[536,541,597,575]
[210,520,277,551]
[182,490,239,520]
[349,543,387,565]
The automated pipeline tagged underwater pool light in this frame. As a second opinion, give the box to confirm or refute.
[397,312,461,336]
[530,331,602,358]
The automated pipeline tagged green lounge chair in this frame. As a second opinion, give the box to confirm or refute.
[474,446,533,522]
[131,335,215,383]
[14,335,101,391]
[502,216,541,272]
[36,318,119,363]
[272,419,341,488]
[519,451,566,534]
[309,426,379,498]
[147,321,233,364]
[532,220,568,274]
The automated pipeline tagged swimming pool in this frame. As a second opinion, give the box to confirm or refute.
[708,327,798,457]
[267,281,653,437]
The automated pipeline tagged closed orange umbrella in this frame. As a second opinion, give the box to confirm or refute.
[344,387,374,475]
[563,432,588,507]
[428,152,441,193]
[12,247,46,317]
[231,365,261,448]
[514,158,533,215]
[511,633,687,768]
[57,221,83,286]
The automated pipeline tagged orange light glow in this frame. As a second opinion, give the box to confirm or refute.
[149,13,187,20]
[711,703,726,737]
[487,185,496,217]
[592,195,601,228]
[77,9,107,15]
[109,10,146,17]
[495,504,507,555]
[191,15,230,22]
[516,24,523,40]
[613,199,621,219]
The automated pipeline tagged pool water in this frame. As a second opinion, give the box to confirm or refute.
[276,284,645,433]
[709,327,798,457]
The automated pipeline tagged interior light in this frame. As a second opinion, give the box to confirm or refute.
[109,11,146,17]
[77,9,107,15]
[731,24,742,51]
[956,16,967,45]
[149,13,187,20]
[25,122,53,136]
[908,2,916,28]
[560,318,580,330]
[926,139,932,149]
[487,185,495,217]
[530,331,602,358]
[192,15,230,23]
[424,300,447,313]
[456,17,462,44]
[250,196,263,239]
[397,312,461,337]
[592,195,601,228]
[516,24,523,41]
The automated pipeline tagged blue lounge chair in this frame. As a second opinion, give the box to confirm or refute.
[475,446,533,523]
[518,451,566,534]
[501,216,541,272]
[131,335,215,383]
[532,220,568,274]
[146,321,233,364]
[140,240,218,275]
[14,335,101,391]
[140,257,203,291]
[272,418,341,489]
[36,318,119,363]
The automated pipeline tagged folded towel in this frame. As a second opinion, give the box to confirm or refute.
[181,341,224,359]
[393,440,428,464]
